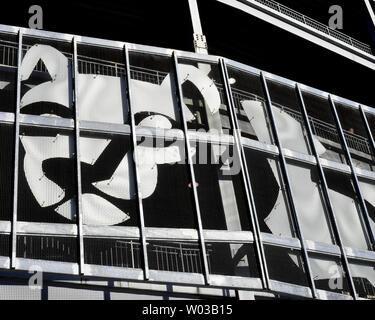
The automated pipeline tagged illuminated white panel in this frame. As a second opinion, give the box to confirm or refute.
[178,64,221,115]
[77,74,127,124]
[21,134,74,208]
[81,193,129,226]
[20,45,72,110]
[80,137,111,165]
[138,115,172,129]
[328,189,369,250]
[287,164,332,244]
[94,144,188,200]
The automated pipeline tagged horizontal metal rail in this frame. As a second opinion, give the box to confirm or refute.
[225,86,372,155]
[251,0,372,55]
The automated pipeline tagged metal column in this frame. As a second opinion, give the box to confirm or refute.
[328,95,375,251]
[10,30,23,268]
[72,38,85,274]
[296,84,358,299]
[188,0,208,54]
[172,51,210,284]
[260,72,317,298]
[219,58,270,289]
[123,44,150,280]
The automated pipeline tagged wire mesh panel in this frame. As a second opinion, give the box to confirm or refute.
[147,241,203,274]
[324,168,371,251]
[308,252,350,296]
[264,244,309,287]
[286,159,335,244]
[177,58,232,133]
[77,44,128,125]
[348,259,375,299]
[227,67,274,144]
[358,178,375,236]
[129,51,181,130]
[138,135,197,229]
[20,36,73,119]
[0,122,14,221]
[18,125,77,224]
[79,131,139,227]
[335,103,375,171]
[205,242,260,278]
[84,238,142,269]
[0,234,10,257]
[266,79,312,155]
[192,141,251,231]
[0,32,18,113]
[302,92,347,165]
[16,235,78,263]
[244,147,296,238]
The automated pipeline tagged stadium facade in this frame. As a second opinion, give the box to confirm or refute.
[0,0,374,300]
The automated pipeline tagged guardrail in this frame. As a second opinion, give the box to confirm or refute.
[1,38,371,157]
[230,87,372,155]
[250,0,373,55]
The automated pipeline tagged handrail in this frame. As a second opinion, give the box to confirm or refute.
[250,0,372,55]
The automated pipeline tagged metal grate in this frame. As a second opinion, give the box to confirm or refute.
[251,0,372,54]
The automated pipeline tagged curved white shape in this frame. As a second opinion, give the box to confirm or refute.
[80,137,111,165]
[21,45,68,81]
[287,163,333,244]
[241,100,272,144]
[328,188,369,250]
[77,74,127,124]
[178,64,221,115]
[264,159,294,239]
[93,145,187,200]
[138,115,172,129]
[350,263,375,288]
[20,45,71,110]
[358,180,375,231]
[55,198,76,221]
[21,134,74,207]
[93,151,137,200]
[242,100,326,154]
[131,78,194,123]
[82,193,129,226]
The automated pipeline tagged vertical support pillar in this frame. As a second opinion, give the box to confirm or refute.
[172,51,210,284]
[188,0,208,54]
[260,72,317,298]
[124,44,149,280]
[328,96,375,250]
[219,58,270,289]
[11,29,23,268]
[296,84,357,299]
[72,37,85,274]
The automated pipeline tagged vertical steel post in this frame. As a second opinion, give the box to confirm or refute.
[296,84,357,299]
[328,96,375,250]
[219,59,270,289]
[124,44,150,280]
[172,51,210,284]
[72,37,85,274]
[260,72,317,299]
[11,29,23,268]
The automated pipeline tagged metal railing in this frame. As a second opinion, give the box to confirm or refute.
[251,0,373,55]
[150,242,211,274]
[1,38,370,156]
[229,87,372,155]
